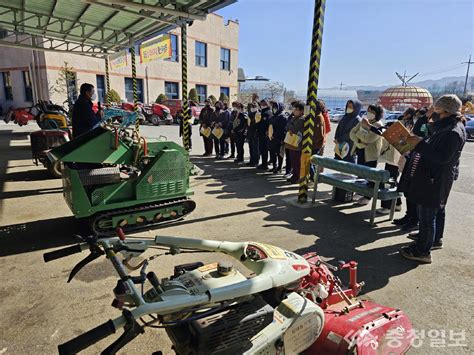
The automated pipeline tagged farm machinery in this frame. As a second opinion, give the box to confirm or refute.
[44,233,413,354]
[48,109,195,234]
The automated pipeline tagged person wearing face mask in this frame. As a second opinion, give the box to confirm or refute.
[284,101,306,183]
[199,99,214,156]
[72,83,103,138]
[349,104,383,205]
[256,99,272,170]
[399,107,416,131]
[398,95,466,263]
[334,99,362,163]
[211,101,223,158]
[232,102,247,163]
[246,102,260,166]
[228,102,238,159]
[268,102,287,173]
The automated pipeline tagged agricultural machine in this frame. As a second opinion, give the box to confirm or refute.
[3,100,70,129]
[44,233,413,354]
[48,110,195,234]
[120,102,172,125]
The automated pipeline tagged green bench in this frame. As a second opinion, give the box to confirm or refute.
[311,155,402,225]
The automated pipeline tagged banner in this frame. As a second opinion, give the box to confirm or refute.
[109,51,128,70]
[139,34,171,63]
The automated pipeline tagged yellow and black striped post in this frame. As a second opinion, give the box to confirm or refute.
[130,45,140,135]
[105,56,111,105]
[298,0,326,203]
[181,24,191,150]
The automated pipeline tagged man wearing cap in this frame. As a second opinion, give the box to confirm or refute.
[399,94,466,263]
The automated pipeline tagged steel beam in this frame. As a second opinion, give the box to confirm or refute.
[108,0,206,20]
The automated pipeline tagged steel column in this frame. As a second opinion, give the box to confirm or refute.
[181,24,191,150]
[298,0,326,203]
[105,56,111,105]
[130,45,140,134]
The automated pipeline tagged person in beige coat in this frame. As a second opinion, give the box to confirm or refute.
[349,104,384,205]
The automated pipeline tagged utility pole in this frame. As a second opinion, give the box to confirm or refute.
[462,54,473,97]
[340,82,344,90]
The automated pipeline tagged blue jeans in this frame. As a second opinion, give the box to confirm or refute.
[415,205,446,255]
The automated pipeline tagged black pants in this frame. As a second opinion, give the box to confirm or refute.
[248,135,259,165]
[381,163,402,209]
[270,143,283,170]
[235,133,245,162]
[257,135,268,167]
[213,138,221,156]
[285,148,291,174]
[230,134,235,156]
[203,136,213,155]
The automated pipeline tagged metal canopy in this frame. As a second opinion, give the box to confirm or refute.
[0,0,235,57]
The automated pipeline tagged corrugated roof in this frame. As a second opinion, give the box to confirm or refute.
[0,0,236,57]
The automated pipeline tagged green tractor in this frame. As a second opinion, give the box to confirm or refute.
[49,122,195,235]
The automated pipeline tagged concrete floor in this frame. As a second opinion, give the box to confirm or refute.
[0,121,473,354]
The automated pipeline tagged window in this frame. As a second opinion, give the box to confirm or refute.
[124,77,144,103]
[195,85,207,103]
[169,34,179,62]
[195,41,207,67]
[220,87,230,98]
[0,30,8,39]
[220,48,231,71]
[96,75,105,103]
[22,71,33,102]
[2,72,13,100]
[165,81,179,100]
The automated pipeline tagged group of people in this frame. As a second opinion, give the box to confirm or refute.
[198,95,331,184]
[333,95,467,264]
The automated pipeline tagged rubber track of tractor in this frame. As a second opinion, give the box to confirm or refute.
[91,198,196,236]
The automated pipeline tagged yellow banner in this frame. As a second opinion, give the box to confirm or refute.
[139,35,171,63]
[109,51,128,70]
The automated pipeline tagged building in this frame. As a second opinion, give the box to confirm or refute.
[0,13,239,111]
[379,86,433,111]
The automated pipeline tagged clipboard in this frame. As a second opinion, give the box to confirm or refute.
[200,127,211,138]
[382,121,416,154]
[284,131,301,148]
[268,124,274,140]
[212,127,223,140]
[255,112,262,123]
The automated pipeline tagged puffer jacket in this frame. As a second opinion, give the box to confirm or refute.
[350,120,383,162]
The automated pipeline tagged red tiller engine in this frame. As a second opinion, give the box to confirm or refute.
[299,253,413,354]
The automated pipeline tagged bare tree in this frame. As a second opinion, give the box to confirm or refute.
[264,82,285,100]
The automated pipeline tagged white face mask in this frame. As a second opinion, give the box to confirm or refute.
[346,107,354,114]
[91,93,97,101]
[251,108,258,113]
[367,112,375,121]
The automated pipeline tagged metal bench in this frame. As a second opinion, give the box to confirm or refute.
[311,156,402,225]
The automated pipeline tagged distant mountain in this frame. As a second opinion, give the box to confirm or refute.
[323,76,471,92]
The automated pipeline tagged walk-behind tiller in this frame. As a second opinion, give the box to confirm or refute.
[44,231,413,354]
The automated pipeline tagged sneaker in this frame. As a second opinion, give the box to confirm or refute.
[431,241,443,250]
[393,215,410,226]
[407,232,419,241]
[272,167,281,174]
[229,154,235,159]
[401,220,419,232]
[284,173,293,180]
[257,164,268,170]
[395,205,402,212]
[408,240,443,251]
[399,246,432,264]
[376,208,391,215]
[288,178,299,184]
[356,197,371,206]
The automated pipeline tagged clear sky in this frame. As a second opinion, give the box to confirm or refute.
[217,0,474,91]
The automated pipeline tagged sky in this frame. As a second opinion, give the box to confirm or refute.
[217,0,474,91]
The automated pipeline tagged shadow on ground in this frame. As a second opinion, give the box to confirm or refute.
[191,156,418,294]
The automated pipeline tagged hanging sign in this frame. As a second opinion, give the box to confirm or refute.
[109,51,128,70]
[139,34,172,63]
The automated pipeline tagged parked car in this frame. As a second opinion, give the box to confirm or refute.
[465,118,474,141]
[162,99,201,124]
[330,112,345,123]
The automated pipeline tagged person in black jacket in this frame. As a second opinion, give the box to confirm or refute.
[256,99,272,169]
[399,95,466,263]
[246,102,260,166]
[268,102,287,173]
[334,99,362,162]
[199,100,214,156]
[232,102,247,163]
[72,83,102,138]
